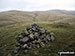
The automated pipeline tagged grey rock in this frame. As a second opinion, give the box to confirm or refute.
[7,54,11,56]
[20,37,29,43]
[14,24,55,54]
[14,47,20,54]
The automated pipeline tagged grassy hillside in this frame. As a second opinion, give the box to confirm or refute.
[0,10,75,56]
[0,10,75,27]
[0,10,35,27]
[33,11,75,23]
[0,23,75,56]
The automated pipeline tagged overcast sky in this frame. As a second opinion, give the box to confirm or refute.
[0,0,75,12]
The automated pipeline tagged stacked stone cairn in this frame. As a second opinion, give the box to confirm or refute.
[14,24,55,54]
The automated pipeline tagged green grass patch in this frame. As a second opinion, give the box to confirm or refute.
[0,23,75,56]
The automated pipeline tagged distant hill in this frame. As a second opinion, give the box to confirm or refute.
[51,10,75,15]
[0,10,75,26]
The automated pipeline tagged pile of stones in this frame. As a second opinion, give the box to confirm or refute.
[14,24,55,54]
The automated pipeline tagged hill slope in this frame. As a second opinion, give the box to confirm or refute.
[0,10,75,26]
[0,23,75,56]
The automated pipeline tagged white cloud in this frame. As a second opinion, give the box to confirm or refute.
[24,0,75,11]
[0,0,75,11]
[24,0,75,6]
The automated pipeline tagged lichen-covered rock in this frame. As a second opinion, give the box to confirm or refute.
[14,24,55,54]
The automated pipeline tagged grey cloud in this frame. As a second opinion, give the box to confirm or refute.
[0,0,32,11]
[0,0,75,12]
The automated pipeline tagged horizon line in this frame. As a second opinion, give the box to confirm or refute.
[0,9,75,12]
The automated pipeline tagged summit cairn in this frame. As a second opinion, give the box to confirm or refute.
[14,24,55,54]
